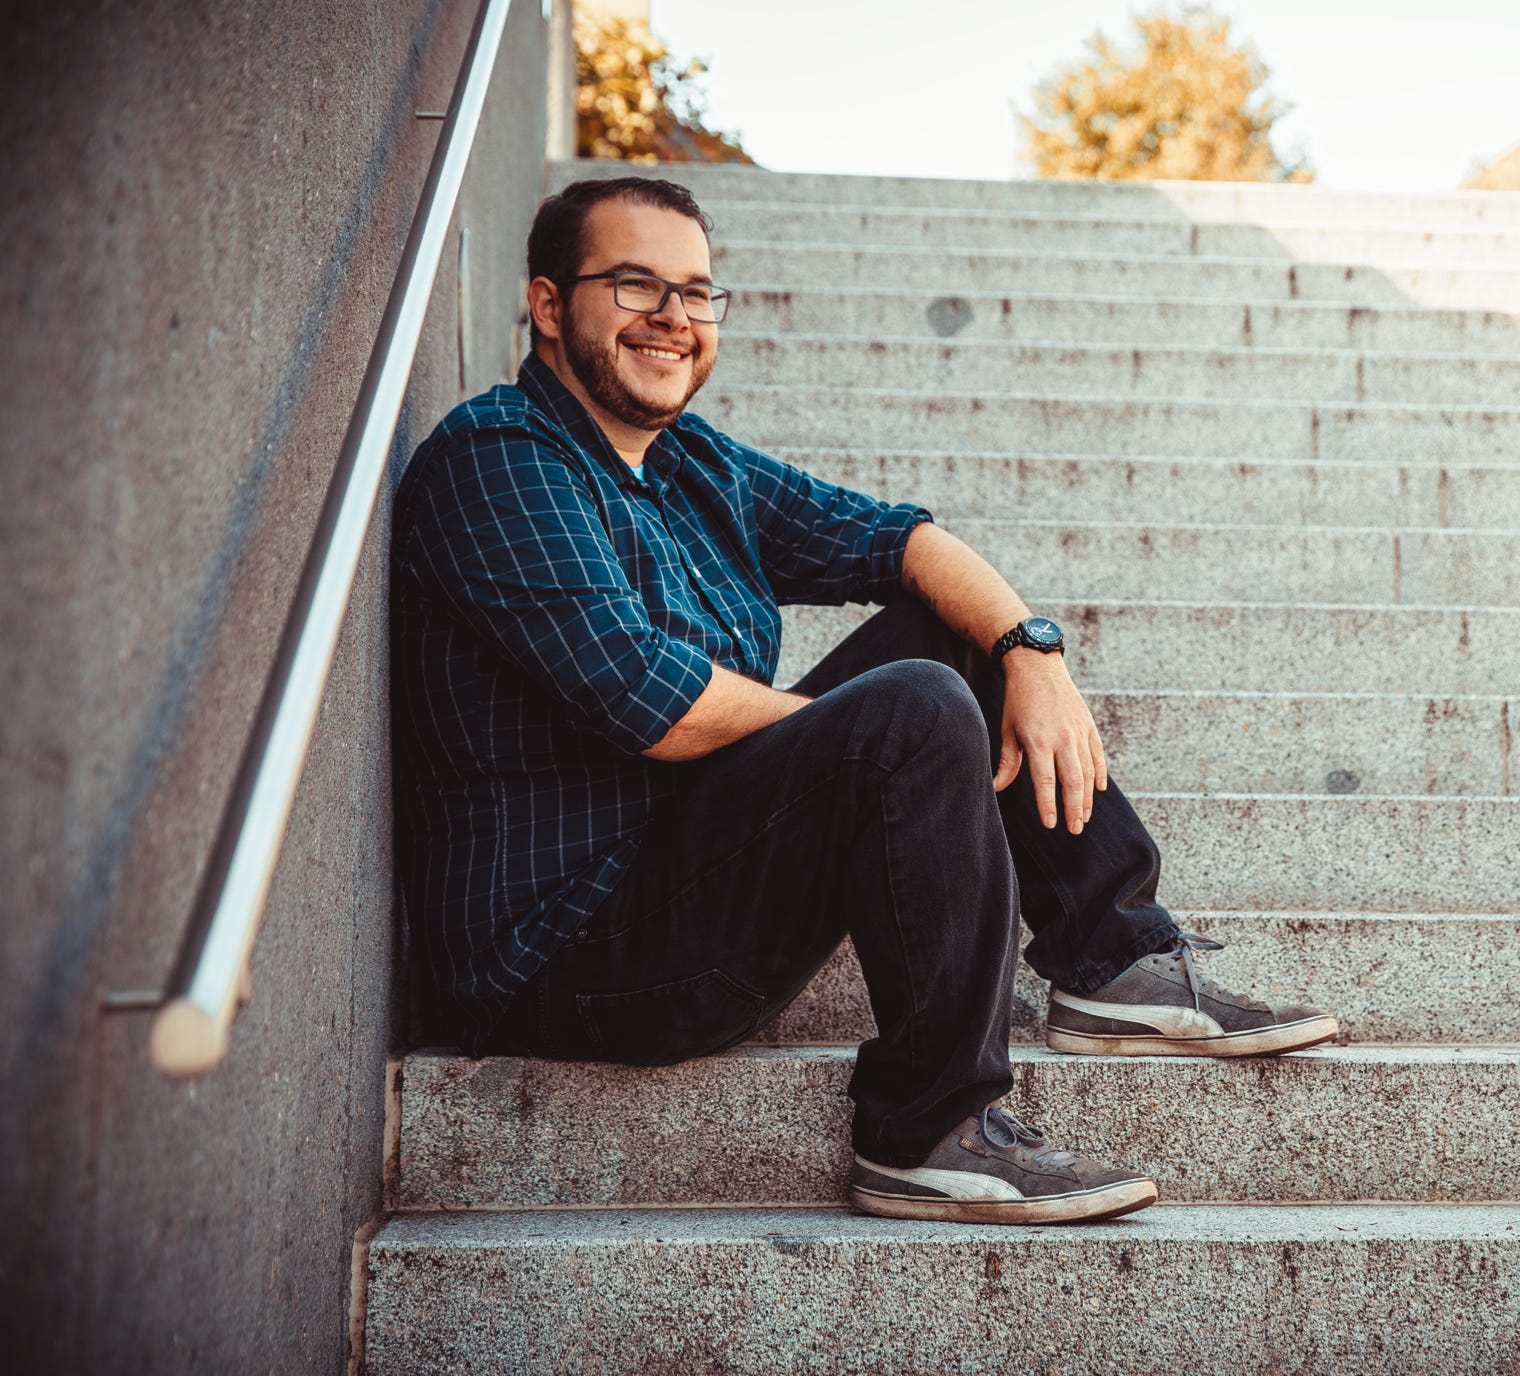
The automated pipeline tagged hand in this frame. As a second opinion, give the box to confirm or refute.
[992,651,1108,833]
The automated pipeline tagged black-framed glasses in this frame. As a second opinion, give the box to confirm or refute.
[557,270,732,323]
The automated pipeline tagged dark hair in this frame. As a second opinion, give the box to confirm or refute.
[525,177,714,346]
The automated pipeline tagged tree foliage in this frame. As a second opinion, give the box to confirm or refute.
[1464,143,1520,190]
[1018,6,1312,183]
[576,12,754,164]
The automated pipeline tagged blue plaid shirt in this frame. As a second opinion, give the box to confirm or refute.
[391,353,931,1047]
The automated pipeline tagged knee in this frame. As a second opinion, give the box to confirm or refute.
[848,659,989,770]
[877,657,979,712]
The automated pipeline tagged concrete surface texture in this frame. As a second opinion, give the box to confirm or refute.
[364,162,1520,1370]
[369,1205,1520,1376]
[718,336,1520,404]
[0,1,552,1371]
[777,449,1520,529]
[395,1044,1520,1207]
[780,600,1520,695]
[729,289,1520,353]
[753,911,1520,1047]
[713,244,1520,310]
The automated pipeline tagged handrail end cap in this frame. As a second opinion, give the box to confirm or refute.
[151,999,228,1078]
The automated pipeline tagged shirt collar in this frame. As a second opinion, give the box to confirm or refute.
[517,351,685,494]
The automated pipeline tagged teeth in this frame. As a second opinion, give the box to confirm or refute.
[634,346,684,361]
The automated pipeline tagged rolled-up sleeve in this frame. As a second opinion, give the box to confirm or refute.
[407,427,713,755]
[741,443,933,606]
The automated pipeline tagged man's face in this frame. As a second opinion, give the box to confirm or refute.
[556,199,718,433]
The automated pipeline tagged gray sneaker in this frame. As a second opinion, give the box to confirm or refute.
[850,1106,1158,1225]
[1047,933,1340,1057]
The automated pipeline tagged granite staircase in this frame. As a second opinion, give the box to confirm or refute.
[362,162,1520,1373]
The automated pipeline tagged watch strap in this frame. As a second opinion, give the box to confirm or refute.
[991,625,1026,664]
[992,618,1064,663]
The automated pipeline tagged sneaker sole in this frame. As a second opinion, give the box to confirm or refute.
[849,1177,1158,1225]
[1046,1013,1341,1057]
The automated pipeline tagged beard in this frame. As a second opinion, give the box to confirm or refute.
[560,306,715,431]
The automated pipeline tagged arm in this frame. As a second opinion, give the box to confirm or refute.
[635,427,924,761]
[735,432,932,607]
[901,522,1107,834]
[408,428,715,756]
[642,665,810,761]
[414,425,813,764]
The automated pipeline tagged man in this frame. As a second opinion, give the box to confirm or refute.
[391,176,1337,1226]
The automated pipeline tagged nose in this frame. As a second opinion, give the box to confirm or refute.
[649,286,692,328]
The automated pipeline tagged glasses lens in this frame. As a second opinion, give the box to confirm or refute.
[682,286,729,323]
[613,274,665,310]
[611,273,729,322]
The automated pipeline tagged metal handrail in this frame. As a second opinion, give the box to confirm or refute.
[148,0,516,1077]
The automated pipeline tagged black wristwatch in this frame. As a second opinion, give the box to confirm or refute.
[992,616,1065,665]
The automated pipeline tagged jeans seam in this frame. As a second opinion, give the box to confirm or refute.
[1006,820,1080,950]
[870,779,919,1142]
[842,691,983,1154]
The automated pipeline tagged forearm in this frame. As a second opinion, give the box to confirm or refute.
[642,663,810,761]
[901,521,1031,654]
[901,522,1105,826]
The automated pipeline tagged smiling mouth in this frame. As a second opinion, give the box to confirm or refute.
[627,343,690,362]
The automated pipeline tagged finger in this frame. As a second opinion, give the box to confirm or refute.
[992,740,1023,793]
[1077,733,1096,822]
[1028,749,1058,829]
[1090,722,1109,793]
[1056,736,1086,834]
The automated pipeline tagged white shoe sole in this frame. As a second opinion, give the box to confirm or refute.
[850,1176,1158,1225]
[1046,1013,1340,1057]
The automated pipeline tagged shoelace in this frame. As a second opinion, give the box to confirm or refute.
[1170,931,1226,1013]
[979,1107,1077,1168]
[1162,931,1271,1015]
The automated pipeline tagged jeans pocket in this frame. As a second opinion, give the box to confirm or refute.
[576,968,766,1065]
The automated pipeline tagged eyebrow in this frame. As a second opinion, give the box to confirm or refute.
[601,260,715,287]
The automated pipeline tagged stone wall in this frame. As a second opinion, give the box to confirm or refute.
[0,2,554,1370]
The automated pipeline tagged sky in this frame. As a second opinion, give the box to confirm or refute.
[647,0,1520,192]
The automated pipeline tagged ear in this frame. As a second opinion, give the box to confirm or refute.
[526,276,564,342]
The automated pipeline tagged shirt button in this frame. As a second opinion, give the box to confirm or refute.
[577,929,589,940]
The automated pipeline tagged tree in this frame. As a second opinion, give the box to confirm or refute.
[575,12,755,164]
[1464,142,1520,190]
[1018,6,1312,183]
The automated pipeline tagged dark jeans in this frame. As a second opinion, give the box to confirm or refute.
[486,602,1180,1166]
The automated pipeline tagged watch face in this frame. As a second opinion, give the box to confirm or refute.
[1025,617,1062,647]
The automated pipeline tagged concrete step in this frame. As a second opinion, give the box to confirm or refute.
[366,1203,1520,1376]
[713,243,1520,311]
[778,450,1520,530]
[933,517,1520,608]
[719,336,1520,407]
[705,385,1520,462]
[777,601,1520,697]
[552,157,1520,229]
[394,1045,1520,1210]
[759,911,1520,1048]
[728,289,1520,355]
[1138,792,1517,913]
[1086,690,1512,795]
[711,203,1520,267]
